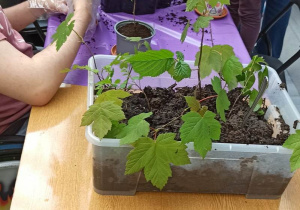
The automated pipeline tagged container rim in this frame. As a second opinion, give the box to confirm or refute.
[114,20,156,40]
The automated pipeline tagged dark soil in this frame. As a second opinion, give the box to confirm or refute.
[122,85,290,145]
[118,23,152,38]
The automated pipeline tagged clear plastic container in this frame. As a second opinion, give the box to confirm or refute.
[86,55,300,198]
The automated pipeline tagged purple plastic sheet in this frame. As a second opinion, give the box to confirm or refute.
[45,4,251,86]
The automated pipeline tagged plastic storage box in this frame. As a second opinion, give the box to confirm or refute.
[86,55,300,199]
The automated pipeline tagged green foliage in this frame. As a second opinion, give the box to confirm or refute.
[117,112,152,145]
[95,90,131,106]
[185,96,200,112]
[222,56,243,90]
[61,64,99,74]
[173,61,192,82]
[81,101,125,139]
[126,37,142,42]
[283,130,300,172]
[51,13,74,51]
[195,46,214,78]
[125,133,190,190]
[249,89,263,112]
[180,111,221,158]
[211,77,230,121]
[186,0,207,13]
[105,121,126,138]
[193,16,213,33]
[128,49,175,77]
[181,20,190,43]
[258,66,269,89]
[211,45,235,72]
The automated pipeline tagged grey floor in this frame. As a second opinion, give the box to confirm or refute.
[280,5,300,111]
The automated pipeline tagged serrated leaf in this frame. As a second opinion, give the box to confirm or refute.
[211,45,235,72]
[172,61,191,82]
[249,89,262,112]
[105,121,126,138]
[195,46,213,79]
[199,106,208,117]
[51,13,74,51]
[245,74,256,91]
[283,130,300,171]
[193,16,213,33]
[185,96,200,112]
[118,112,152,145]
[128,50,175,77]
[222,56,243,90]
[211,76,222,94]
[181,20,190,43]
[126,37,142,42]
[72,64,99,74]
[258,66,269,89]
[180,111,221,158]
[196,0,206,13]
[216,90,230,121]
[95,90,131,106]
[126,133,190,190]
[186,0,199,11]
[176,51,184,61]
[283,130,300,149]
[208,0,219,7]
[81,101,125,139]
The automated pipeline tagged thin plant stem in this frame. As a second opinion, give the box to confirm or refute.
[124,67,133,90]
[133,0,136,23]
[196,28,205,98]
[155,108,189,132]
[72,29,103,81]
[130,76,151,111]
[209,22,214,46]
[199,95,217,103]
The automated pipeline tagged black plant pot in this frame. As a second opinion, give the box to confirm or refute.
[157,0,173,9]
[101,0,158,15]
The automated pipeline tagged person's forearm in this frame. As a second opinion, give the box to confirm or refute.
[0,12,91,106]
[4,1,44,31]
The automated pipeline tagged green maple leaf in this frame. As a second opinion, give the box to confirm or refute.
[185,96,200,112]
[181,20,190,43]
[118,112,152,145]
[211,76,222,94]
[128,50,175,77]
[211,77,230,121]
[208,0,219,7]
[216,90,230,121]
[125,133,190,190]
[222,56,243,90]
[172,61,191,82]
[176,51,184,61]
[95,90,131,106]
[186,0,200,11]
[193,16,213,33]
[195,46,214,79]
[105,121,126,138]
[180,111,221,158]
[51,13,75,51]
[211,45,235,72]
[283,130,300,172]
[81,101,125,139]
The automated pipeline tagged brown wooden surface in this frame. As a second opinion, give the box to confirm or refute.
[10,85,300,210]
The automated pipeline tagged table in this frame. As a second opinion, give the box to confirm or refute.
[10,85,300,209]
[44,3,250,86]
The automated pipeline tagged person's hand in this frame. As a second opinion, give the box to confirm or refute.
[28,0,69,14]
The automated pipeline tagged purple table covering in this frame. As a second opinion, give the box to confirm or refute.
[45,4,251,86]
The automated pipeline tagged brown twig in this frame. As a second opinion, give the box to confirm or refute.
[196,28,205,98]
[130,76,151,111]
[199,95,218,103]
[209,22,214,46]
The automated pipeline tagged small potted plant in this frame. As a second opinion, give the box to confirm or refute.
[114,0,156,54]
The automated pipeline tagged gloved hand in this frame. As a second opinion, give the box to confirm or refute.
[28,0,69,14]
